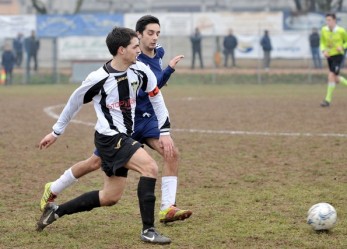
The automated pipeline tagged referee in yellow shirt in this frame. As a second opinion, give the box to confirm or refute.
[320,13,347,107]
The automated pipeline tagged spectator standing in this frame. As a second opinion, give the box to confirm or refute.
[190,27,204,69]
[25,30,40,72]
[1,43,16,85]
[13,33,24,67]
[223,29,238,67]
[309,28,322,69]
[260,30,272,70]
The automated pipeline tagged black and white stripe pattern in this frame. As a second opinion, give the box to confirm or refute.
[52,60,170,137]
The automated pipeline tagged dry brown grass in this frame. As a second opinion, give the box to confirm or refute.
[0,80,346,249]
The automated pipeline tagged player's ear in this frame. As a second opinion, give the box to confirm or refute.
[118,46,125,55]
[137,31,142,39]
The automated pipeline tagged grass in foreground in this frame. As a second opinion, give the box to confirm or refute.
[0,80,346,248]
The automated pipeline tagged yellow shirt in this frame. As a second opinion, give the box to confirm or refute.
[320,25,347,56]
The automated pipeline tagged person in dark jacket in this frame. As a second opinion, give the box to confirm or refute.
[223,29,238,67]
[260,30,272,70]
[13,33,24,67]
[309,28,322,69]
[1,44,16,85]
[190,27,204,69]
[25,30,40,71]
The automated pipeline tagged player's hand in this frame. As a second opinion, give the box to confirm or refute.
[337,47,343,53]
[39,132,57,150]
[323,51,330,58]
[168,55,184,69]
[159,135,174,159]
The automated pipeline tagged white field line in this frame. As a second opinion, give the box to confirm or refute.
[44,104,347,138]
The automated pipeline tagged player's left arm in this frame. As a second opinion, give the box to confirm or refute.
[149,88,173,158]
[158,55,184,88]
[148,86,170,135]
[342,28,347,50]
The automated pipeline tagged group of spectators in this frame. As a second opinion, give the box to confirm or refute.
[189,27,273,70]
[1,27,331,86]
[1,30,40,85]
[189,27,341,72]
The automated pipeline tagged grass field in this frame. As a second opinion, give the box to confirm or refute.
[0,75,347,249]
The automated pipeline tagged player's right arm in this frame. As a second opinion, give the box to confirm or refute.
[39,70,105,149]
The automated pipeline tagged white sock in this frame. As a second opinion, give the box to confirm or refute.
[50,168,78,195]
[161,176,177,210]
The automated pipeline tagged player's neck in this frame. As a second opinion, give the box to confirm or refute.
[110,58,129,72]
[329,24,336,31]
[140,44,155,58]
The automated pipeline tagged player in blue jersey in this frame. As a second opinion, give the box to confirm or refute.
[39,15,192,223]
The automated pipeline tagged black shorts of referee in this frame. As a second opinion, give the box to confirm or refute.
[327,54,344,75]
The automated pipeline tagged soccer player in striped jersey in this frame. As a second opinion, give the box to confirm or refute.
[320,13,347,107]
[36,27,172,244]
[39,16,191,225]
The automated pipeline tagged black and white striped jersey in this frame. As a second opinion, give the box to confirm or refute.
[52,60,170,137]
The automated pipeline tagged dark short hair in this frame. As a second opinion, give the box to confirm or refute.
[106,26,138,56]
[135,15,160,34]
[326,12,336,20]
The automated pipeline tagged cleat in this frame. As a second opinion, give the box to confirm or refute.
[320,100,330,107]
[40,182,57,211]
[140,227,171,244]
[36,203,58,232]
[159,205,192,223]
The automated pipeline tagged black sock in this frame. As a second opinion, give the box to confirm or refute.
[56,190,100,217]
[137,176,156,231]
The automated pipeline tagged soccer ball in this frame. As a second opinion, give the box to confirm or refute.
[307,203,337,231]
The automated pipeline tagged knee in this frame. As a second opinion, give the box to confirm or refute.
[328,73,336,82]
[173,146,180,161]
[164,146,179,165]
[89,156,101,171]
[99,191,121,206]
[86,155,101,172]
[103,199,119,206]
[142,158,158,178]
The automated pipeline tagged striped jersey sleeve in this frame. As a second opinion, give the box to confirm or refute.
[52,67,108,136]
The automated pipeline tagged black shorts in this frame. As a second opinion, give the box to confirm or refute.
[327,54,344,75]
[94,131,143,177]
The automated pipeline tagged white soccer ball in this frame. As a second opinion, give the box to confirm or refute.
[307,202,337,231]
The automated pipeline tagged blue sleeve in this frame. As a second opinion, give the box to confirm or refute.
[157,66,175,89]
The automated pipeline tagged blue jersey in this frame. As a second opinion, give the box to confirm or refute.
[135,44,175,117]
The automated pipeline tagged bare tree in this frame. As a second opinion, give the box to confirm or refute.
[31,0,85,14]
[31,0,47,14]
[293,0,302,11]
[306,0,316,11]
[335,0,344,11]
[74,0,84,14]
[293,0,344,12]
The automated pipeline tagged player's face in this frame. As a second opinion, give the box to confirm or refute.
[124,37,141,65]
[139,23,160,50]
[326,16,336,29]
